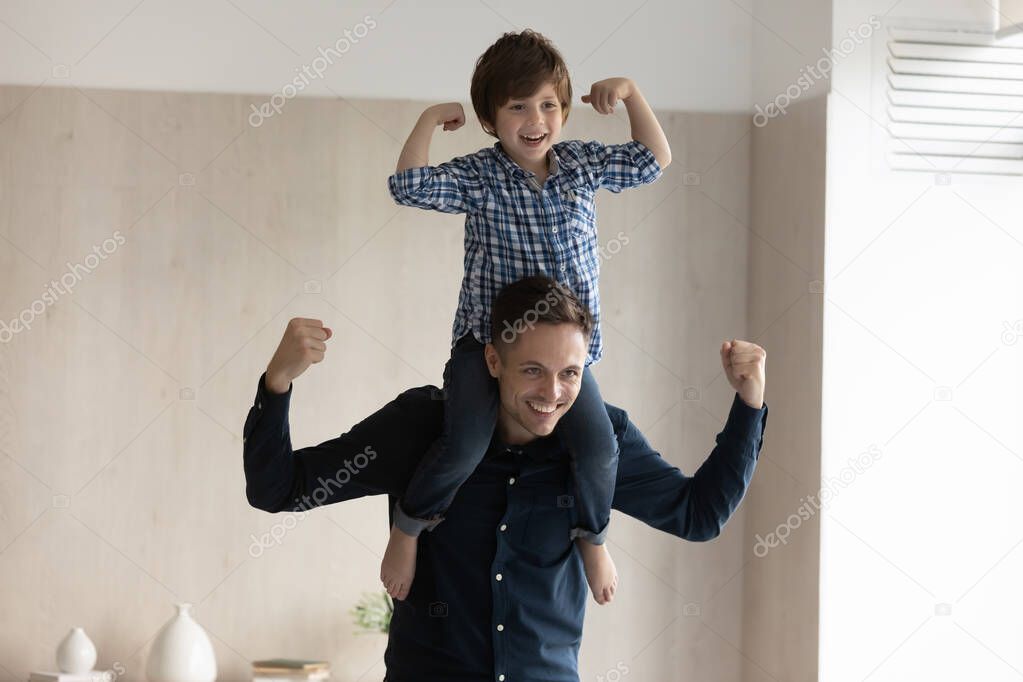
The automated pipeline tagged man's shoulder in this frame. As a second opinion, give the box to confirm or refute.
[384,385,445,426]
[602,401,630,436]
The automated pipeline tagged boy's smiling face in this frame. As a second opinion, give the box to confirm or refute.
[491,82,566,172]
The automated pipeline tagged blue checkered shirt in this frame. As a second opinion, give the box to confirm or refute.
[387,139,661,365]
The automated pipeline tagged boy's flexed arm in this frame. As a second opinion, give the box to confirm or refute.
[583,78,672,169]
[388,102,488,214]
[395,102,466,172]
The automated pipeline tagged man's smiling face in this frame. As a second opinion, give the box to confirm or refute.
[484,322,589,445]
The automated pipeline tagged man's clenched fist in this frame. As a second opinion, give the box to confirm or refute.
[264,318,333,394]
[719,339,766,409]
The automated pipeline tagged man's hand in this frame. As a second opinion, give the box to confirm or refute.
[264,318,333,394]
[720,339,766,409]
[581,78,636,115]
[427,102,466,131]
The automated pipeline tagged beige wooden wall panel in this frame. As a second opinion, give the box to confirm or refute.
[0,84,752,682]
[742,95,827,682]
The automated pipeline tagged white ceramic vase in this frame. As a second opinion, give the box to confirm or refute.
[145,603,217,682]
[56,627,97,673]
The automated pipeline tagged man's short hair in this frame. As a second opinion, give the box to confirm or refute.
[470,29,572,138]
[490,276,593,353]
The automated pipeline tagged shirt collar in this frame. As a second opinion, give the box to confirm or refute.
[492,141,561,181]
[489,429,563,463]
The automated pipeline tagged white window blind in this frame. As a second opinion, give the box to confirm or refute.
[886,27,1023,175]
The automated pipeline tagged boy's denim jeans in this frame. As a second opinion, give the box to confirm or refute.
[393,333,617,544]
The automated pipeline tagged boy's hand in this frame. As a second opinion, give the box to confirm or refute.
[397,103,464,172]
[719,339,767,410]
[582,78,636,115]
[426,102,466,131]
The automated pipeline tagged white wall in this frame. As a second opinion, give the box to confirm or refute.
[822,1,1022,681]
[751,0,833,108]
[0,0,753,112]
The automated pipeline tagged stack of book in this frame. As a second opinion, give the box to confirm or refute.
[29,673,115,682]
[252,659,330,681]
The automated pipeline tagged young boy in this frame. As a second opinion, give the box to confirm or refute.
[383,29,671,605]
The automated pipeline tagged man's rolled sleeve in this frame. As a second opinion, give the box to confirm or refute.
[574,139,662,193]
[386,153,488,214]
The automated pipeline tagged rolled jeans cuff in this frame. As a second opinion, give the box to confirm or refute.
[393,500,443,537]
[570,522,609,545]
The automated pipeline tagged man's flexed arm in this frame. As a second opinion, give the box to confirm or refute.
[611,341,768,540]
[243,318,442,513]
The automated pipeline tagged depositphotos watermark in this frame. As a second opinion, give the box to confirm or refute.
[1001,319,1023,345]
[92,663,126,682]
[753,16,881,127]
[493,230,629,345]
[595,662,630,682]
[1,230,126,343]
[752,444,882,558]
[498,283,574,345]
[248,445,377,557]
[248,15,378,127]
[597,230,630,262]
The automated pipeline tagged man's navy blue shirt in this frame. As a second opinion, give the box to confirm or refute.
[242,373,768,682]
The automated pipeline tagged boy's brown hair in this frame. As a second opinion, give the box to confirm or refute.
[470,29,572,138]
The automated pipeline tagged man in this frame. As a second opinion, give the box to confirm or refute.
[243,276,768,682]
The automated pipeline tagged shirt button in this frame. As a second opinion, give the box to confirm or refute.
[500,524,507,532]
[508,477,516,485]
[499,676,505,681]
[496,573,503,581]
[497,624,504,632]
[560,264,566,272]
[257,401,262,410]
[552,226,558,233]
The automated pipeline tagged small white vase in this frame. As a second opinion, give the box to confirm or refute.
[56,627,97,674]
[145,603,217,682]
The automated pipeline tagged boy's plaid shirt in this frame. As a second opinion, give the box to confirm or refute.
[387,139,661,365]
